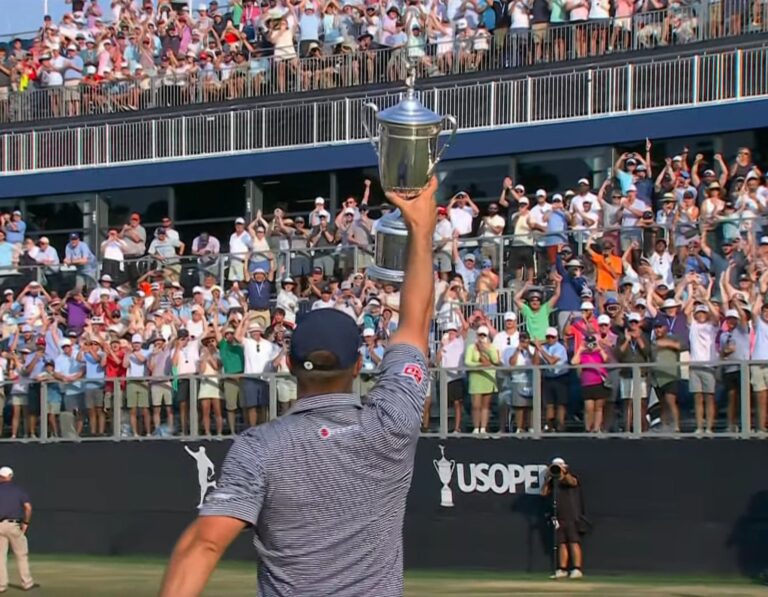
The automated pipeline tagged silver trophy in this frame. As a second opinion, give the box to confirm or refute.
[433,444,456,508]
[363,65,458,282]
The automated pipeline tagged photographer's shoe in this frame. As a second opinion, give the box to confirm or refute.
[569,569,584,579]
[550,569,569,580]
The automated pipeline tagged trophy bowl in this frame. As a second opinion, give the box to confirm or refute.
[363,67,458,282]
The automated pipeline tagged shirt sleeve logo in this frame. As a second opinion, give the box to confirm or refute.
[401,363,424,385]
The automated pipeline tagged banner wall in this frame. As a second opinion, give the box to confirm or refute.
[3,439,766,575]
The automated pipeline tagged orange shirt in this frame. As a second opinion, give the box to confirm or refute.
[588,248,623,292]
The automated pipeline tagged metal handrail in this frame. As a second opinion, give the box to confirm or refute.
[0,0,763,125]
[1,44,765,176]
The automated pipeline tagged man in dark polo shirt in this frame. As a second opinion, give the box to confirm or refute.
[161,179,438,596]
[0,467,34,592]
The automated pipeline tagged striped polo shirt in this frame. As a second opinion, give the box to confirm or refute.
[200,343,429,597]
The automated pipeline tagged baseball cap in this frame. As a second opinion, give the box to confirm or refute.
[362,328,375,337]
[3,289,12,295]
[627,312,642,322]
[69,232,80,240]
[477,325,490,336]
[290,310,362,371]
[193,286,204,294]
[580,301,594,311]
[60,339,72,347]
[627,184,637,192]
[661,298,681,309]
[0,467,13,478]
[545,327,558,338]
[235,217,245,224]
[444,322,458,332]
[481,259,492,269]
[637,164,647,173]
[131,334,143,344]
[100,274,113,282]
[566,259,582,268]
[315,196,325,204]
[672,155,682,162]
[653,317,669,328]
[535,189,546,197]
[597,314,611,325]
[340,281,352,290]
[503,312,516,322]
[760,236,768,246]
[725,309,740,319]
[551,457,566,467]
[694,304,709,314]
[518,197,529,205]
[578,178,589,185]
[605,297,618,306]
[464,253,476,262]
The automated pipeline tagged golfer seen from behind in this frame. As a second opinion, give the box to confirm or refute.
[160,178,438,597]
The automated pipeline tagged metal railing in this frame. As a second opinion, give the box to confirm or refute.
[1,0,765,125]
[1,359,764,442]
[1,44,766,176]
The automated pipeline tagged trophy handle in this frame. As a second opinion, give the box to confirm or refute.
[428,114,459,178]
[449,460,455,475]
[362,102,380,156]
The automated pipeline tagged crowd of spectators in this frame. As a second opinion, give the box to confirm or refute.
[0,141,767,440]
[0,0,754,120]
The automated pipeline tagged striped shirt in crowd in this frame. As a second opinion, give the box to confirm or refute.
[200,343,429,597]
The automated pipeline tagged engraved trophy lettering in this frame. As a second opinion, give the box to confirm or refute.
[363,64,458,282]
[433,444,456,508]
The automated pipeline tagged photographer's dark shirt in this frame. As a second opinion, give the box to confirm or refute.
[554,477,582,523]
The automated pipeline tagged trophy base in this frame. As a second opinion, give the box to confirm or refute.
[367,263,405,284]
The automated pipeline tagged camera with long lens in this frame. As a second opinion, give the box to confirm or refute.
[549,463,565,479]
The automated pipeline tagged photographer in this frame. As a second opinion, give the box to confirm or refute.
[541,457,586,580]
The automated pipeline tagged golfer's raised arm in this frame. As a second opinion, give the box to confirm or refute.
[388,177,439,356]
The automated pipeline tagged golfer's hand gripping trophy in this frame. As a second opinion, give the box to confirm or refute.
[363,63,458,282]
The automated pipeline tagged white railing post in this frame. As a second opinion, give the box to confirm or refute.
[587,69,593,116]
[105,123,111,165]
[40,383,48,441]
[2,134,8,173]
[261,107,267,148]
[313,102,318,145]
[189,376,199,439]
[631,365,643,437]
[345,97,351,142]
[438,368,448,438]
[735,48,743,99]
[229,111,235,152]
[31,130,37,171]
[740,361,751,438]
[532,367,543,438]
[269,374,278,421]
[76,128,82,168]
[526,76,533,122]
[489,81,496,127]
[692,54,699,105]
[181,116,187,156]
[626,63,633,112]
[151,120,157,160]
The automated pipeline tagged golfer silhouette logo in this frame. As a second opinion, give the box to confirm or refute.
[185,445,217,509]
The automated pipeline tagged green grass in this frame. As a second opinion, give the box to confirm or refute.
[2,554,764,596]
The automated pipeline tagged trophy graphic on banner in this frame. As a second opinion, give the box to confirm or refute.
[433,444,456,508]
[363,64,458,282]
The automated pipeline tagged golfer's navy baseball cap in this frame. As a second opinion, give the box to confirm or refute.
[290,310,361,371]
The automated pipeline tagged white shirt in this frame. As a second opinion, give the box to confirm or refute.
[439,336,465,381]
[229,231,252,261]
[529,203,551,229]
[570,192,598,214]
[689,319,718,363]
[493,330,519,353]
[243,337,277,374]
[311,299,335,310]
[481,214,506,238]
[433,219,453,248]
[449,206,474,236]
[650,251,674,287]
[752,317,768,359]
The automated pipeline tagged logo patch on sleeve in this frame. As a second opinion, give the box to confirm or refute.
[401,363,424,384]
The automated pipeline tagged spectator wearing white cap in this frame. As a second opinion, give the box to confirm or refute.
[564,300,598,353]
[309,212,336,277]
[464,324,500,434]
[123,333,151,437]
[359,327,384,399]
[0,466,35,592]
[448,191,479,238]
[438,321,466,433]
[535,327,569,432]
[227,217,252,283]
[452,246,480,298]
[513,275,562,341]
[616,311,652,433]
[686,296,719,435]
[508,196,535,282]
[335,281,362,319]
[719,305,750,433]
[309,197,331,228]
[101,227,128,284]
[149,226,184,282]
[53,338,85,436]
[502,330,538,434]
[63,43,84,116]
[35,236,60,278]
[234,317,276,428]
[492,312,520,352]
[570,178,598,216]
[4,210,26,245]
[63,232,98,290]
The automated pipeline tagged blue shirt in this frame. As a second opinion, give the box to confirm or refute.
[54,353,83,395]
[555,257,588,312]
[5,219,25,244]
[360,344,384,372]
[83,351,105,388]
[0,241,13,268]
[0,482,30,519]
[65,241,97,277]
[541,341,568,377]
[247,280,272,310]
[63,55,84,81]
[24,352,45,380]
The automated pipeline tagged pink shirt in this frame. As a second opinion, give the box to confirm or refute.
[579,350,607,387]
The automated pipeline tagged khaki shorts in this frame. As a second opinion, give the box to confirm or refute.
[151,385,173,407]
[126,381,150,409]
[104,390,116,410]
[276,378,297,403]
[532,22,549,43]
[689,367,716,394]
[228,259,246,281]
[620,378,648,400]
[222,379,240,411]
[10,394,27,407]
[751,364,768,392]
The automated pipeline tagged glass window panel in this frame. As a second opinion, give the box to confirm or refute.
[101,187,170,227]
[24,194,90,236]
[175,179,246,221]
[258,172,330,217]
